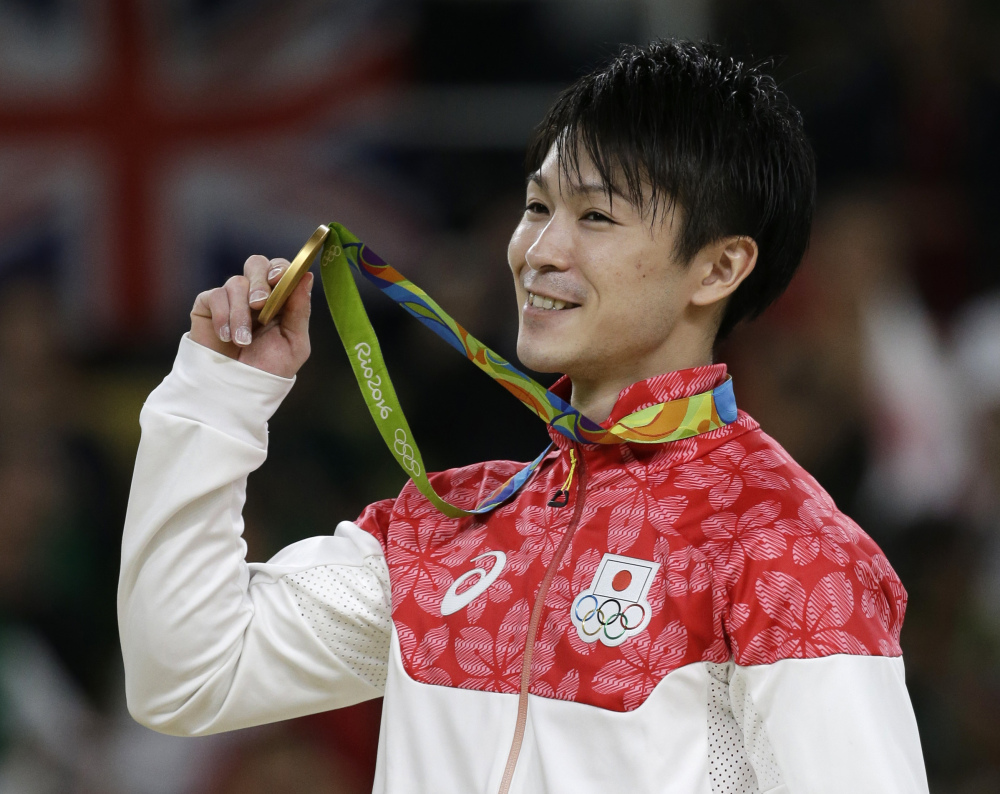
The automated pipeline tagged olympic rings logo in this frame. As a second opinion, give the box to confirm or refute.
[573,593,646,642]
[393,428,421,476]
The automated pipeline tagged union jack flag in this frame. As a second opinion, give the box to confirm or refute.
[0,0,410,345]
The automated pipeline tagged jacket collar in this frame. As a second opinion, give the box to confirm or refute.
[546,364,730,448]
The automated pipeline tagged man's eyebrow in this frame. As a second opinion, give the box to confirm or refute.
[526,171,628,202]
[526,171,547,190]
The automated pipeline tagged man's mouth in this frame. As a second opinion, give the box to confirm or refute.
[526,291,579,311]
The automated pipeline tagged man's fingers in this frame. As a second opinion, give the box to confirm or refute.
[190,288,236,356]
[207,288,232,342]
[192,287,231,341]
[191,289,213,320]
[224,275,253,346]
[280,271,314,341]
[266,258,290,285]
[244,255,272,308]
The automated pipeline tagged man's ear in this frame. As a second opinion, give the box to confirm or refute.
[690,236,758,307]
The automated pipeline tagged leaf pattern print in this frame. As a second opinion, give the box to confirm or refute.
[741,571,867,663]
[579,476,649,554]
[508,505,560,575]
[675,440,788,509]
[656,533,711,597]
[592,621,688,710]
[543,547,602,657]
[776,498,852,566]
[701,500,785,588]
[854,553,906,652]
[532,669,580,702]
[644,436,700,471]
[454,598,529,693]
[729,602,751,632]
[396,621,452,686]
[581,461,686,554]
[389,527,456,616]
[433,523,489,567]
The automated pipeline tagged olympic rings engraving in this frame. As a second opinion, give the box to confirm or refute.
[572,593,647,642]
[393,428,421,476]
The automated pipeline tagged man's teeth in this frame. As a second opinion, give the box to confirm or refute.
[528,292,570,310]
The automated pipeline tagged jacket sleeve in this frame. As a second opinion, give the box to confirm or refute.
[718,500,929,792]
[729,655,928,793]
[118,335,392,737]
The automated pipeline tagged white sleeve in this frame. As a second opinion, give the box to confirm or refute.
[118,335,392,737]
[730,655,929,793]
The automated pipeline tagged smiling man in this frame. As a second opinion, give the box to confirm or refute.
[512,152,756,423]
[120,41,929,793]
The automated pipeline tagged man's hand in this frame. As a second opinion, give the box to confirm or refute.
[190,255,314,379]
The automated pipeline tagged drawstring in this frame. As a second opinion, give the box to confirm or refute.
[547,449,577,508]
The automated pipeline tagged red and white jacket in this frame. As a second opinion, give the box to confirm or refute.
[119,336,929,794]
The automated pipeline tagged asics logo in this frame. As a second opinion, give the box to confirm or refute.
[441,551,506,616]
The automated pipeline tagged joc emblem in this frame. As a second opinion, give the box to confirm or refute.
[571,553,659,647]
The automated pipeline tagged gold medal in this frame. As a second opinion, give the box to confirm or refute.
[257,224,329,325]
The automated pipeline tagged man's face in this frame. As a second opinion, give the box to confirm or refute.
[508,144,696,384]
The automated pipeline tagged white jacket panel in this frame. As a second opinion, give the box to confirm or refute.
[740,655,927,794]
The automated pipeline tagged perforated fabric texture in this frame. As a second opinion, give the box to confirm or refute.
[285,557,392,692]
[707,662,762,794]
[729,664,783,791]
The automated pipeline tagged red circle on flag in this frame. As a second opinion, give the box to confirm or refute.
[612,569,632,591]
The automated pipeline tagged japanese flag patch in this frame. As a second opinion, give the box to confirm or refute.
[571,553,660,647]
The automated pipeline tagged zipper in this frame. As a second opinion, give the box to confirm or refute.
[496,446,588,794]
[547,449,577,507]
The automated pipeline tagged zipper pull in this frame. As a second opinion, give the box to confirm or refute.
[547,490,569,508]
[547,449,577,508]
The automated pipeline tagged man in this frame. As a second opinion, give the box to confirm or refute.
[119,40,929,793]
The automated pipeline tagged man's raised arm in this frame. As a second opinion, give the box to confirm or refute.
[118,258,391,736]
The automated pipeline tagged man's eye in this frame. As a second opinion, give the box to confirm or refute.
[525,202,548,215]
[583,210,612,222]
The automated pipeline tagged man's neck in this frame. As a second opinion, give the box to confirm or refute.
[569,378,635,425]
[569,353,713,424]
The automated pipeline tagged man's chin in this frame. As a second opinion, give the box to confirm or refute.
[516,340,577,376]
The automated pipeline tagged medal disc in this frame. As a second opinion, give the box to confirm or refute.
[257,224,330,325]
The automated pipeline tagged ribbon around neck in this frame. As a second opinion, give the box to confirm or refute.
[317,222,738,517]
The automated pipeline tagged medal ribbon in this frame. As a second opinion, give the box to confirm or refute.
[319,222,738,517]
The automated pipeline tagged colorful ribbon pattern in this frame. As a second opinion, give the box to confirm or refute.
[318,222,738,517]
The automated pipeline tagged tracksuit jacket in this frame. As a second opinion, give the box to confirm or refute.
[119,335,930,793]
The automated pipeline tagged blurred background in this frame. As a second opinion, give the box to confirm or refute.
[1,0,998,791]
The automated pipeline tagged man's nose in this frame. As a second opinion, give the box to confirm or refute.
[525,214,573,272]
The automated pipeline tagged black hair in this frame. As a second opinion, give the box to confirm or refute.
[526,39,816,340]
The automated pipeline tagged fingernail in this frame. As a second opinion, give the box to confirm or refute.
[235,326,252,346]
[267,267,282,280]
[249,290,268,304]
[307,273,314,291]
[219,325,231,343]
